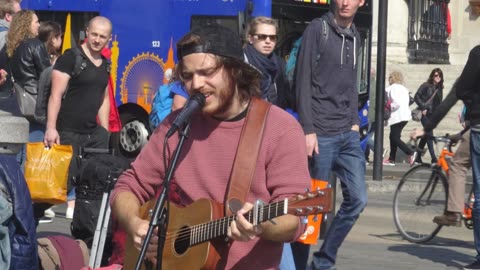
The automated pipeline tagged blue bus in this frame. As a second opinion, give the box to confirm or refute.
[21,0,372,158]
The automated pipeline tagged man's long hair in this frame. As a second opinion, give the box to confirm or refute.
[174,33,261,104]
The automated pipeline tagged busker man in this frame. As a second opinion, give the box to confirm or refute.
[110,24,312,269]
[293,0,367,269]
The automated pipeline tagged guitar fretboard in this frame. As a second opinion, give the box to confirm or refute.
[189,199,288,245]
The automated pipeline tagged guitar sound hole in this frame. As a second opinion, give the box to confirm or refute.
[174,226,191,255]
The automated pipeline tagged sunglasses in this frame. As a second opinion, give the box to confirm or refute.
[253,34,277,42]
[434,74,442,78]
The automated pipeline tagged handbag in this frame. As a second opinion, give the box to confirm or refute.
[9,62,37,118]
[13,81,37,118]
[411,108,423,122]
[24,142,73,204]
[411,88,438,122]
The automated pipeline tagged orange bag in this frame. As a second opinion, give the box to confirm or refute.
[297,179,329,245]
[25,142,73,204]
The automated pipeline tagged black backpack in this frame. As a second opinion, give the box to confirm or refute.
[34,47,88,124]
[71,153,130,266]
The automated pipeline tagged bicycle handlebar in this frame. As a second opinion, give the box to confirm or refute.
[410,134,456,153]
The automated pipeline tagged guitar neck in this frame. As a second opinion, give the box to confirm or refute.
[189,199,288,246]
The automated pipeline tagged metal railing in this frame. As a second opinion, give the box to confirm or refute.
[407,0,450,64]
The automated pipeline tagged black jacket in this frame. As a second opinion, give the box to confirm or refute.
[414,82,443,116]
[9,38,50,95]
[423,80,461,132]
[456,45,480,127]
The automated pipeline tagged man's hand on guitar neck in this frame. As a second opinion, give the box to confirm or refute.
[228,202,264,242]
[130,217,160,264]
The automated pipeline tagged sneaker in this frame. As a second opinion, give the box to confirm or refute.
[383,160,395,166]
[408,152,418,166]
[463,261,480,270]
[309,262,336,270]
[44,208,55,218]
[38,217,53,224]
[66,207,74,219]
[433,211,462,227]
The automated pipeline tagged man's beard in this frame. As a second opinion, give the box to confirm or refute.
[209,85,236,118]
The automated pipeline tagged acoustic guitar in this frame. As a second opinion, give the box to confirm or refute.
[123,188,332,270]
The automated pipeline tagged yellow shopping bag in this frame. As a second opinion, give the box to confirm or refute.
[297,179,329,245]
[25,142,73,204]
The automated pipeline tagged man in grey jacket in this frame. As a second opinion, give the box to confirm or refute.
[294,1,367,269]
[0,0,21,49]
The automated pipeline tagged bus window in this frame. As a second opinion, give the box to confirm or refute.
[191,16,239,36]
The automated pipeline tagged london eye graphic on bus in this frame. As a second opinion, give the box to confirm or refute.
[119,39,177,114]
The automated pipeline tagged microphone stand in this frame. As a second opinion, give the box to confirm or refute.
[134,123,191,270]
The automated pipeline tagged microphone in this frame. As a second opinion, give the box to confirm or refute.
[166,92,206,138]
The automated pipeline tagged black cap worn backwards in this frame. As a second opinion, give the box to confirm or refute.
[177,24,244,62]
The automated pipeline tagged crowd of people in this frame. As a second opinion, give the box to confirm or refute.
[1,0,480,269]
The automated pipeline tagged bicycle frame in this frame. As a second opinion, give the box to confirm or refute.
[437,147,454,175]
[416,167,444,206]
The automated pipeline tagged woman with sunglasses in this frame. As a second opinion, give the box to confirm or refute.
[244,16,289,109]
[413,67,445,164]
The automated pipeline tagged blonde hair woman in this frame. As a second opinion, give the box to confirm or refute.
[6,10,39,57]
[384,71,416,166]
[8,10,52,224]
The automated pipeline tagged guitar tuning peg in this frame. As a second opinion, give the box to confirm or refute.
[295,208,304,215]
[301,216,308,224]
[313,215,318,222]
[317,206,324,212]
[296,194,305,200]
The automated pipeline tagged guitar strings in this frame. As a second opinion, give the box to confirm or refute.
[160,205,287,245]
[148,193,323,246]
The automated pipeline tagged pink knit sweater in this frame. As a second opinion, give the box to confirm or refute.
[111,105,311,269]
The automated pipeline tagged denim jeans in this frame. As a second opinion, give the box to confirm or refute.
[310,130,368,269]
[470,130,480,262]
[418,116,437,162]
[16,121,45,171]
[279,243,296,270]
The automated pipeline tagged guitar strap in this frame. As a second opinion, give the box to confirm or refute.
[224,97,271,216]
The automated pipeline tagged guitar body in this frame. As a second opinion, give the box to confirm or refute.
[123,188,332,269]
[123,199,224,270]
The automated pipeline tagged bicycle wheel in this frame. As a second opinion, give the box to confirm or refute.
[393,164,447,243]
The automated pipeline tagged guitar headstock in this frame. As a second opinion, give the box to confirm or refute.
[287,188,332,216]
